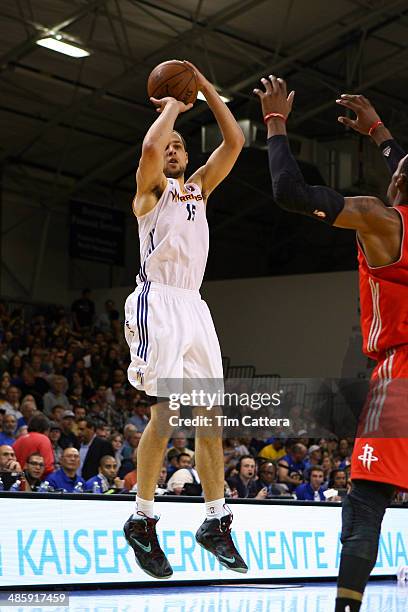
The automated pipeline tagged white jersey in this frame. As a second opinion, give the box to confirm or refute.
[136,178,208,290]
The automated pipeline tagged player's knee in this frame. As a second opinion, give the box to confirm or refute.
[340,487,385,561]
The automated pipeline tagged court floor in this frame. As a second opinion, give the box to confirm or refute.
[2,580,407,611]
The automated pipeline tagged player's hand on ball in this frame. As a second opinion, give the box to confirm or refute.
[182,60,209,90]
[336,94,381,135]
[150,96,193,114]
[253,75,295,119]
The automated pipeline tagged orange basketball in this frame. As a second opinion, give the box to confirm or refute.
[147,60,198,105]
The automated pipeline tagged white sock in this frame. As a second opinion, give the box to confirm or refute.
[133,496,155,519]
[205,498,227,520]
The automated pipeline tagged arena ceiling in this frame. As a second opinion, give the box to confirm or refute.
[2,0,408,282]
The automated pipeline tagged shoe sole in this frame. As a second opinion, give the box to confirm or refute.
[124,532,173,580]
[195,539,248,574]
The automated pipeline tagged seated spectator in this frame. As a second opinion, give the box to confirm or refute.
[0,444,22,490]
[121,429,142,460]
[0,414,17,446]
[128,400,150,432]
[43,375,70,415]
[76,418,114,481]
[120,423,137,459]
[48,422,63,469]
[227,455,259,499]
[122,448,138,491]
[166,448,181,478]
[47,447,85,492]
[168,453,200,491]
[84,455,124,492]
[304,444,322,471]
[337,438,352,469]
[16,395,38,429]
[2,385,22,419]
[321,454,334,483]
[277,443,307,490]
[254,461,289,497]
[30,354,47,380]
[167,467,199,495]
[13,414,54,477]
[59,410,79,449]
[157,465,167,492]
[258,438,286,462]
[110,432,123,469]
[166,432,194,462]
[0,345,9,377]
[95,421,111,439]
[22,452,45,491]
[72,404,87,423]
[95,299,120,335]
[50,404,65,424]
[328,468,348,492]
[14,366,49,410]
[223,438,241,469]
[295,466,325,501]
[8,354,23,378]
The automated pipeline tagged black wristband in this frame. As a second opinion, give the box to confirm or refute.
[379,139,406,175]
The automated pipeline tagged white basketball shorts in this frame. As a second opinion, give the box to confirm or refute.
[124,281,224,397]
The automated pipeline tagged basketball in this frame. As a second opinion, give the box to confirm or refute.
[147,60,198,105]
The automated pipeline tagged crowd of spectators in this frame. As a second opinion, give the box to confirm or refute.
[0,295,356,501]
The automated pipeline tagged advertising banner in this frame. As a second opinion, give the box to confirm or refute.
[0,497,406,586]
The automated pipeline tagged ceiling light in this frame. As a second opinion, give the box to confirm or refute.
[197,90,232,103]
[36,37,90,58]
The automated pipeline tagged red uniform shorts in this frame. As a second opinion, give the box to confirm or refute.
[351,345,408,490]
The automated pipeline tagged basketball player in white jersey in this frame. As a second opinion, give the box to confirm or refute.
[123,61,248,578]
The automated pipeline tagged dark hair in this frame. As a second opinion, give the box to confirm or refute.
[27,452,44,463]
[27,414,50,433]
[51,404,65,413]
[328,468,347,488]
[309,465,324,476]
[78,417,96,430]
[99,455,115,467]
[177,452,191,462]
[237,454,255,472]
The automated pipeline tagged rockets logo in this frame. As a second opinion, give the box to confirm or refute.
[358,443,379,470]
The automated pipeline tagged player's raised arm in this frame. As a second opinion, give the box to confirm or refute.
[336,93,406,174]
[254,75,400,238]
[185,61,245,200]
[133,97,192,217]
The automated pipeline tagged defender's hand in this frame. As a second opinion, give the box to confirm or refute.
[336,94,381,135]
[253,75,295,119]
[150,96,193,114]
[182,60,210,91]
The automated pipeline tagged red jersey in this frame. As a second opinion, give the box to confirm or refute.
[358,206,408,360]
[13,432,54,476]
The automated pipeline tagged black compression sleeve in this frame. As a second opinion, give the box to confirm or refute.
[267,135,345,225]
[379,139,406,175]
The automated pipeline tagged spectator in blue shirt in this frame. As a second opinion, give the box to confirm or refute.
[127,401,150,432]
[277,443,307,490]
[84,455,123,492]
[0,414,17,446]
[47,447,85,492]
[295,466,325,501]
